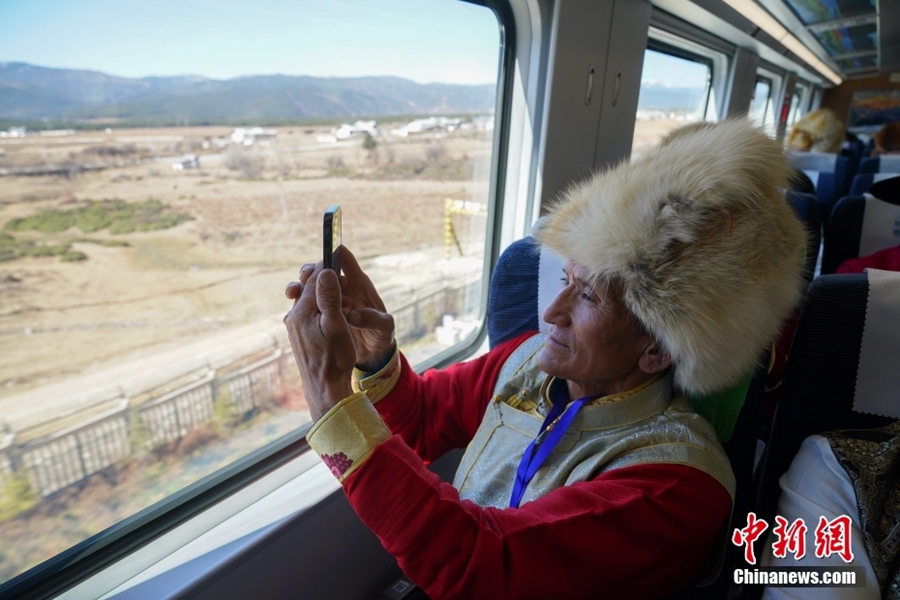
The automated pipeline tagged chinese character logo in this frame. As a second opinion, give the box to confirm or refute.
[771,516,808,560]
[733,512,769,565]
[814,516,855,563]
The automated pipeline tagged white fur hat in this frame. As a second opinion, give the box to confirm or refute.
[535,119,807,395]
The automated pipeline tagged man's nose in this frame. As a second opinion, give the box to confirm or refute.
[542,288,572,327]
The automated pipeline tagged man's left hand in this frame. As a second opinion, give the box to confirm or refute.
[284,265,355,421]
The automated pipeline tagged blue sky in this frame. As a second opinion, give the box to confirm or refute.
[640,49,710,88]
[0,0,501,84]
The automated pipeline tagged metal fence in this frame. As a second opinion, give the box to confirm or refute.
[0,276,480,499]
[138,374,215,449]
[0,435,14,483]
[1,349,289,497]
[392,275,481,343]
[17,402,130,496]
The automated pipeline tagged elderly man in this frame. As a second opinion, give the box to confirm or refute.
[283,119,806,599]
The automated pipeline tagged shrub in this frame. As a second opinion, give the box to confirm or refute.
[5,210,72,233]
[213,388,235,430]
[60,251,88,262]
[128,410,152,457]
[224,147,263,179]
[425,144,446,163]
[0,234,77,262]
[3,199,192,237]
[0,473,38,522]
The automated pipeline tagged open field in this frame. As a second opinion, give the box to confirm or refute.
[632,116,699,155]
[0,122,493,406]
[0,121,493,583]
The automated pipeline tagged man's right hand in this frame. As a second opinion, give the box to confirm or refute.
[287,246,395,373]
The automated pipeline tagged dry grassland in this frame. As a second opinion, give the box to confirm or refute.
[0,124,493,414]
[0,122,493,583]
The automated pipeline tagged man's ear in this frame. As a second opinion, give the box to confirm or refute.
[638,340,672,375]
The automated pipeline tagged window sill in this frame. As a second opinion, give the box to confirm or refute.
[58,451,338,600]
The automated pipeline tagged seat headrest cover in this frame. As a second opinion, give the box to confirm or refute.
[536,244,566,334]
[860,194,900,257]
[535,119,807,395]
[787,150,839,171]
[879,155,900,171]
[854,269,900,419]
[803,170,821,188]
[874,172,900,184]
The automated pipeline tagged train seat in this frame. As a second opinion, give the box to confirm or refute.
[786,191,821,283]
[486,236,543,348]
[755,271,900,542]
[798,171,842,224]
[821,194,900,274]
[849,172,900,196]
[841,139,864,173]
[858,155,900,175]
[787,151,851,201]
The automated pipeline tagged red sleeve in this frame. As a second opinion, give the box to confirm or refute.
[344,437,731,600]
[837,244,900,274]
[374,331,536,462]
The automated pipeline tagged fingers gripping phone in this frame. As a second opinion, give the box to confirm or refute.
[323,205,342,274]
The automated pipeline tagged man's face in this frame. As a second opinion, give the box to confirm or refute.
[537,262,654,399]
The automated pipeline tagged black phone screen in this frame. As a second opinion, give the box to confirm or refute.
[323,205,342,274]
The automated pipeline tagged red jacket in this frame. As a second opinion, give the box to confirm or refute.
[837,244,900,274]
[339,332,731,600]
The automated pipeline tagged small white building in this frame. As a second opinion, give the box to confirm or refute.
[0,127,27,138]
[172,154,200,170]
[392,117,463,137]
[335,120,378,140]
[230,127,277,146]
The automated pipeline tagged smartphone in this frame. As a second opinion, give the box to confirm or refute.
[323,205,342,274]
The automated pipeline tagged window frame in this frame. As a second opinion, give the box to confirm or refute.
[750,66,784,135]
[646,24,732,122]
[787,80,812,126]
[642,39,715,123]
[0,1,517,597]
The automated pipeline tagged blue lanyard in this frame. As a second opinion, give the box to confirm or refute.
[509,383,591,508]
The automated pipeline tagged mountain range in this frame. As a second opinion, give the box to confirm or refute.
[0,62,497,124]
[0,62,708,125]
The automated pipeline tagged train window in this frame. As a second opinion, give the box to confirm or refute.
[633,46,713,155]
[0,0,502,589]
[787,81,811,126]
[749,75,775,134]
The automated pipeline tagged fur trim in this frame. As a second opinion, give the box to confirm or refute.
[787,108,844,153]
[535,119,807,395]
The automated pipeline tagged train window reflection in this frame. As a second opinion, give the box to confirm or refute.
[633,47,713,156]
[749,76,775,133]
[788,82,810,126]
[0,0,500,586]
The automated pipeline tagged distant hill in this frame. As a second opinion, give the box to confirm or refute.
[637,84,708,112]
[0,62,496,123]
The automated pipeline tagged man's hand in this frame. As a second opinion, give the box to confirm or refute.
[286,247,395,373]
[283,265,355,421]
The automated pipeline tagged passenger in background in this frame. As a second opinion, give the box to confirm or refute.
[789,170,816,195]
[872,122,900,156]
[836,176,900,274]
[787,108,845,154]
[761,424,900,599]
[283,120,806,600]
